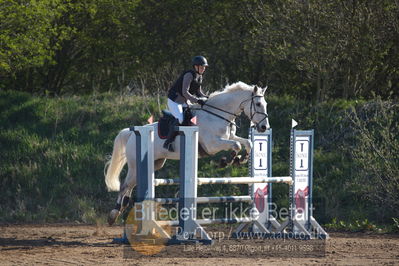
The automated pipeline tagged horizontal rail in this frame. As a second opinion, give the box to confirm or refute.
[154,178,179,186]
[154,176,293,186]
[198,176,293,185]
[154,195,252,204]
[157,217,256,226]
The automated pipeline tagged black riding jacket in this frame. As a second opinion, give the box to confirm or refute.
[167,70,206,104]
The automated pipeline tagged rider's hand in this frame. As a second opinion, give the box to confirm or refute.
[197,98,206,107]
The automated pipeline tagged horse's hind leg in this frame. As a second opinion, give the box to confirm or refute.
[155,158,167,170]
[108,157,166,225]
[108,167,136,226]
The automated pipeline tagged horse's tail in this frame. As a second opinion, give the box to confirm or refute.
[104,128,132,192]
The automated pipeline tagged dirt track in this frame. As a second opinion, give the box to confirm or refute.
[1,224,398,265]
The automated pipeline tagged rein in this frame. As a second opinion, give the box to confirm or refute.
[192,93,268,128]
[202,102,238,117]
[199,107,239,128]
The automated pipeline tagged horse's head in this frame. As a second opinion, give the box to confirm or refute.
[242,85,270,132]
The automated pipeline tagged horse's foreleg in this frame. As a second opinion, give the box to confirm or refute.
[229,135,252,164]
[205,138,242,167]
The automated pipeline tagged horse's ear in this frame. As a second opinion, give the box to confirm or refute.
[254,85,259,94]
[262,86,268,94]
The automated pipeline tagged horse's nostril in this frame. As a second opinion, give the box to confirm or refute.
[261,125,266,130]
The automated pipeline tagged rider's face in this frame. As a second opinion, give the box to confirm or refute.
[195,65,206,74]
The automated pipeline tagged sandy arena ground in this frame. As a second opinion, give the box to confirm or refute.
[1,224,398,265]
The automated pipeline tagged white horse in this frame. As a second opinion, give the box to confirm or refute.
[104,81,270,225]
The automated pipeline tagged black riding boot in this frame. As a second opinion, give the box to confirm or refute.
[163,119,179,152]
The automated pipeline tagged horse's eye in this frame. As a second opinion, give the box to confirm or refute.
[256,103,261,107]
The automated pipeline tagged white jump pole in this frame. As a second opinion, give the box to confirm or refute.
[132,125,171,239]
[275,128,329,239]
[232,128,282,236]
[154,176,292,186]
[169,126,213,244]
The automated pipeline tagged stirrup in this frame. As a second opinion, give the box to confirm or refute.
[163,141,174,152]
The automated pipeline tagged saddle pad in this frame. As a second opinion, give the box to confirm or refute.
[158,117,170,139]
[157,109,194,139]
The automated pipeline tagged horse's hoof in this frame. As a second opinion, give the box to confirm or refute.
[219,157,227,168]
[232,156,241,166]
[108,209,120,226]
[239,155,249,164]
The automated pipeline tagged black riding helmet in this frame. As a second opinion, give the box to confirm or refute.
[192,56,209,67]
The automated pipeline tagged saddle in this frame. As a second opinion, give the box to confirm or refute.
[158,107,194,139]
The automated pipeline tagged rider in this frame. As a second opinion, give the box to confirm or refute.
[163,55,209,151]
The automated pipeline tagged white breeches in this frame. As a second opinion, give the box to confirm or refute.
[167,98,187,124]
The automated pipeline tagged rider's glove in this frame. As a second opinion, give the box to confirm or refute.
[197,99,206,107]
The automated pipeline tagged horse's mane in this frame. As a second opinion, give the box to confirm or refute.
[209,81,253,98]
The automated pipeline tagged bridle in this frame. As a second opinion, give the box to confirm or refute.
[245,94,269,127]
[196,93,269,128]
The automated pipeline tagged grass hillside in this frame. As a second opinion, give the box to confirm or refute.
[1,91,398,229]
